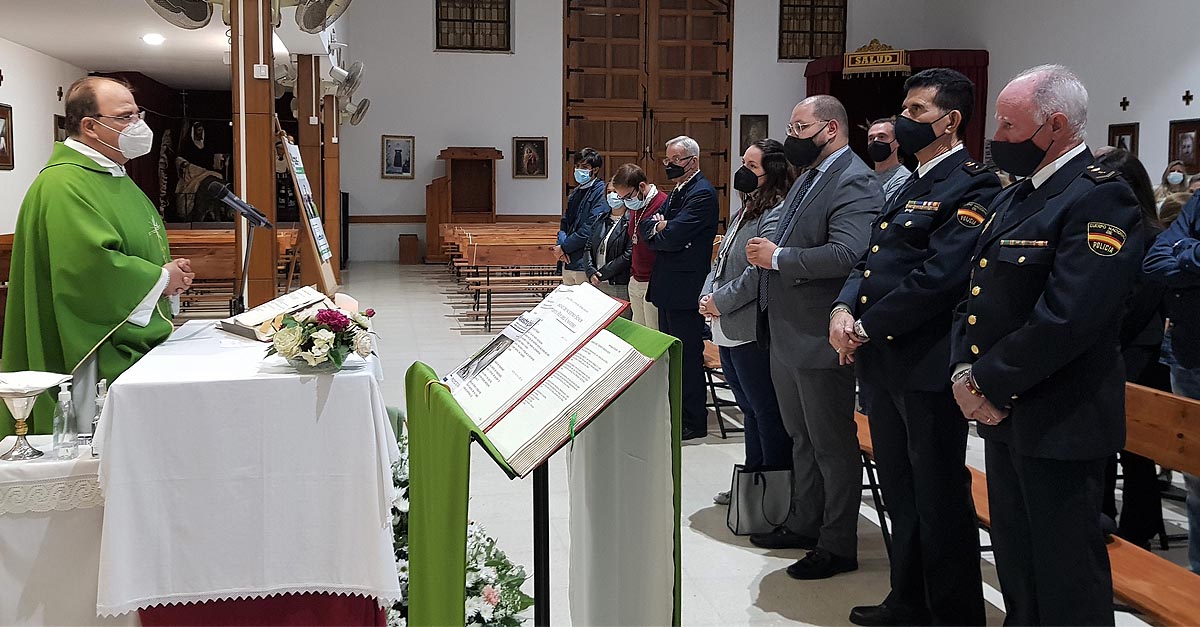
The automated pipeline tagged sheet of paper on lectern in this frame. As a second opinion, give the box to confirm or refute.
[444,283,628,431]
[217,286,334,341]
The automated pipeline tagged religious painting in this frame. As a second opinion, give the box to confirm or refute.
[512,136,548,178]
[1170,119,1200,174]
[54,114,68,143]
[739,114,769,156]
[381,135,414,179]
[1107,123,1139,157]
[0,104,13,171]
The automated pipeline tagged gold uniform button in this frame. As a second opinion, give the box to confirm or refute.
[886,335,894,341]
[971,286,981,296]
[863,270,871,278]
[979,258,988,268]
[860,296,868,304]
[871,245,880,253]
[968,315,977,325]
[971,345,980,355]
[880,222,889,230]
[1011,394,1019,400]
[1018,256,1027,264]
[904,220,913,227]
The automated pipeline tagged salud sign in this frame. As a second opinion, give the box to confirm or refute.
[844,39,911,78]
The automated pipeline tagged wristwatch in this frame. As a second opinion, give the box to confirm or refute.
[852,319,870,341]
[829,304,852,320]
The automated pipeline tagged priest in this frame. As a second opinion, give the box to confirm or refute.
[1,76,193,437]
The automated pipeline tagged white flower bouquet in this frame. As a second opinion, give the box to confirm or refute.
[267,307,376,372]
[388,433,533,627]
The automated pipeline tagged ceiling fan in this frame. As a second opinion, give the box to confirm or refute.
[145,0,352,34]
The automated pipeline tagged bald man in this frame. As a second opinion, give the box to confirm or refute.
[1,76,193,438]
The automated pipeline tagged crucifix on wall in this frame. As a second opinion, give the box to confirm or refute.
[0,69,5,88]
[1119,97,1130,111]
[1185,91,1195,106]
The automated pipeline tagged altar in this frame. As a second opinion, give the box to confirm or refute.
[1,320,400,625]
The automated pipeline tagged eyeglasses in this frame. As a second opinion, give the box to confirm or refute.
[662,155,696,166]
[618,188,640,201]
[785,119,828,137]
[90,108,146,124]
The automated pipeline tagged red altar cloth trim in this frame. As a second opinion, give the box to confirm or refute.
[137,592,385,627]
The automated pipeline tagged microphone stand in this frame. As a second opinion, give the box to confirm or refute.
[231,216,260,317]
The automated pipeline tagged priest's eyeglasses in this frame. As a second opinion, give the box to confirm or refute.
[91,109,147,124]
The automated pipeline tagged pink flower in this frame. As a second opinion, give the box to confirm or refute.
[315,308,351,332]
[364,308,376,318]
[482,585,500,606]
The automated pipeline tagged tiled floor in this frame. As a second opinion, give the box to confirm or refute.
[344,262,1183,626]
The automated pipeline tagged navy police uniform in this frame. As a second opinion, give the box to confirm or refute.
[836,147,1000,625]
[951,148,1142,626]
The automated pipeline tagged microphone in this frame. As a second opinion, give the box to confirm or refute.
[205,181,273,229]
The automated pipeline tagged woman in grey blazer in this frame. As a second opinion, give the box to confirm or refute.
[701,139,795,503]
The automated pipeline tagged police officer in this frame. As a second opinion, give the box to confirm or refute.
[830,68,1000,627]
[951,64,1143,626]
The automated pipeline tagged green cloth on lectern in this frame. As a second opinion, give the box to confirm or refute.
[1,143,173,437]
[405,316,682,627]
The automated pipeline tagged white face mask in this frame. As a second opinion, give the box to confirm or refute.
[96,119,154,160]
[1168,171,1186,186]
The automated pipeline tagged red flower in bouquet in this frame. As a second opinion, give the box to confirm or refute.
[363,308,376,318]
[315,308,351,332]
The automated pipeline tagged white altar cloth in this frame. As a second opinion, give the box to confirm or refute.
[0,435,135,626]
[93,321,400,616]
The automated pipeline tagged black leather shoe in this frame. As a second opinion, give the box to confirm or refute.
[786,548,858,580]
[749,526,817,550]
[681,427,708,440]
[849,603,931,626]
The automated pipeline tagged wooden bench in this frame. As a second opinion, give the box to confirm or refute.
[853,383,1200,627]
[702,340,744,438]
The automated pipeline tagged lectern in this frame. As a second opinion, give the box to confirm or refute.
[425,146,504,263]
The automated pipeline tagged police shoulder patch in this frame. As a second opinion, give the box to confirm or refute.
[962,160,991,175]
[1087,222,1126,256]
[956,202,988,228]
[1083,164,1120,183]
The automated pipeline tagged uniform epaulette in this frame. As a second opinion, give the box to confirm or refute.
[1083,164,1121,183]
[962,160,991,175]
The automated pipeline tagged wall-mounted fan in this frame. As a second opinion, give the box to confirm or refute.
[292,0,353,34]
[339,97,369,126]
[274,62,296,98]
[145,0,352,34]
[145,0,214,29]
[328,60,363,100]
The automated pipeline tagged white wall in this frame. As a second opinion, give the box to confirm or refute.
[920,0,1200,179]
[340,0,564,261]
[0,37,86,232]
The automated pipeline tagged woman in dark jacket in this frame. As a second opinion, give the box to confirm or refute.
[584,183,633,318]
[1096,148,1170,548]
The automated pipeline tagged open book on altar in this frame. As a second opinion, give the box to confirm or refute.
[217,286,335,341]
[444,284,652,477]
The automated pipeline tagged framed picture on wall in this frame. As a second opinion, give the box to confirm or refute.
[54,114,68,143]
[0,104,13,171]
[512,136,548,178]
[739,114,769,156]
[1107,123,1139,157]
[1170,118,1200,174]
[381,134,415,179]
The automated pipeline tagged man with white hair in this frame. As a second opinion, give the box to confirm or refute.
[643,135,719,439]
[950,64,1143,626]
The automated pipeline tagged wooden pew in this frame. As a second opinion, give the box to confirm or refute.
[853,384,1200,627]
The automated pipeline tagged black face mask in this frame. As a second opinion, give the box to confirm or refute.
[867,140,895,163]
[991,122,1051,178]
[664,155,693,180]
[783,122,829,168]
[733,166,762,193]
[894,111,952,155]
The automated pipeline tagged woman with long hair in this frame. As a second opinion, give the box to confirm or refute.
[1155,159,1189,203]
[701,138,796,503]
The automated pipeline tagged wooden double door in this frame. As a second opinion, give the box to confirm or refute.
[563,0,734,220]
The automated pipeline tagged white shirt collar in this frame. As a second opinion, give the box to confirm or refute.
[64,137,125,177]
[1030,142,1089,189]
[916,142,964,178]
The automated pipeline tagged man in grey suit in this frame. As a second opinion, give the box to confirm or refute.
[745,94,883,579]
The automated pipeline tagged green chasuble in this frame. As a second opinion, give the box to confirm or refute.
[1,142,173,437]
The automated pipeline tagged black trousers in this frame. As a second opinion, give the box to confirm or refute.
[659,307,708,433]
[864,386,984,625]
[985,440,1113,626]
[1103,351,1169,546]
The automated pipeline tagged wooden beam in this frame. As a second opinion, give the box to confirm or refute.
[322,94,342,281]
[296,54,323,287]
[230,0,277,307]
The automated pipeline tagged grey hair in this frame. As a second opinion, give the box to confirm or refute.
[665,135,700,157]
[1012,64,1088,141]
